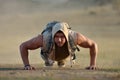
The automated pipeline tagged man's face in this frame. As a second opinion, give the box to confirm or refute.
[54,31,67,47]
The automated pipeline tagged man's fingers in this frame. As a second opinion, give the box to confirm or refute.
[85,66,97,70]
[24,66,36,70]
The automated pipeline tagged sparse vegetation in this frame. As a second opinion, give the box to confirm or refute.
[112,0,120,12]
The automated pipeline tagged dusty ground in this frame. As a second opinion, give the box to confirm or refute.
[0,0,120,80]
[0,64,120,80]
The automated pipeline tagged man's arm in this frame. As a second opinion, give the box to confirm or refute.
[19,35,43,70]
[76,33,98,70]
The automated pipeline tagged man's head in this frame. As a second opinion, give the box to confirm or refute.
[54,31,67,47]
[52,22,69,47]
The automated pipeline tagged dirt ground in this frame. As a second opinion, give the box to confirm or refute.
[0,64,120,80]
[0,0,120,80]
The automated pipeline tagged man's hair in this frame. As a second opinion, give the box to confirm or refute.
[54,30,67,40]
[56,30,63,33]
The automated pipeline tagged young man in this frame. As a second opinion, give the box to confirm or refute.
[20,22,98,70]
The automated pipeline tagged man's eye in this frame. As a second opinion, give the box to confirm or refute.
[61,36,65,38]
[55,36,59,38]
[55,36,65,38]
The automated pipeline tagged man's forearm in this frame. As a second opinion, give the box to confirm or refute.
[90,51,96,66]
[90,43,98,67]
[20,44,30,66]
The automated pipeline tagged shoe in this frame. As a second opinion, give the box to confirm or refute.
[45,62,53,66]
[72,60,75,64]
[58,61,65,67]
[44,58,54,66]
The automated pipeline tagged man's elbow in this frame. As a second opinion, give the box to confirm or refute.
[19,42,27,52]
[91,41,98,53]
[93,42,98,48]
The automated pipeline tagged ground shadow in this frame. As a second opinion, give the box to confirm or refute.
[0,67,82,71]
[0,67,23,71]
[99,68,120,72]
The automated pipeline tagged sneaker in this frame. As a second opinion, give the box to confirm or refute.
[45,62,53,66]
[44,58,54,67]
[57,61,65,67]
[72,60,75,64]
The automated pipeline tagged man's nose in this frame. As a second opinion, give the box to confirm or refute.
[58,38,62,42]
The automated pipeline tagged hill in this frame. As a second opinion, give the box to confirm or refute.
[0,0,117,15]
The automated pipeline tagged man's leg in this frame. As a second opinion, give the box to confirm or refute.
[40,51,54,66]
[72,54,76,64]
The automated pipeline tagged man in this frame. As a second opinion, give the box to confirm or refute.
[20,22,98,70]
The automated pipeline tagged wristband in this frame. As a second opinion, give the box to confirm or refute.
[24,64,30,67]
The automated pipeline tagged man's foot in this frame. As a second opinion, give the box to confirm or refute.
[57,61,65,67]
[45,62,53,67]
[72,60,75,64]
[44,59,54,67]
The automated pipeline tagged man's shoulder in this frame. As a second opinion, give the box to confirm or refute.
[69,30,78,36]
[68,30,78,43]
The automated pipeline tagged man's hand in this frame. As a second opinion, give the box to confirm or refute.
[24,65,36,70]
[86,66,97,70]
